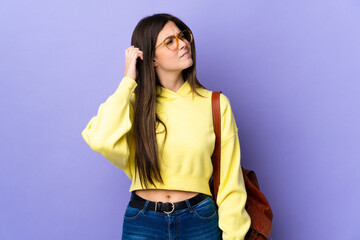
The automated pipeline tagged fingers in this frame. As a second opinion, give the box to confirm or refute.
[125,46,143,60]
[138,50,143,60]
[124,46,144,80]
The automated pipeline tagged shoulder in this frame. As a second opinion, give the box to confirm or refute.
[215,92,239,137]
[217,92,233,118]
[219,92,231,107]
[197,86,233,114]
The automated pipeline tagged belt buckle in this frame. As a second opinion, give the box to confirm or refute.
[163,202,175,214]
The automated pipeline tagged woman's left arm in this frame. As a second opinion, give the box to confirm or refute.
[216,93,251,240]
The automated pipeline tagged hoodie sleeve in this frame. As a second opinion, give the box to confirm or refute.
[81,76,137,176]
[216,93,251,240]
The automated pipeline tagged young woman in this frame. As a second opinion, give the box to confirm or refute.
[82,13,250,240]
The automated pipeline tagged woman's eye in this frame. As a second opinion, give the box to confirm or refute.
[165,39,174,45]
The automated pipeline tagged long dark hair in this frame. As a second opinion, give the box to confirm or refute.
[131,13,205,189]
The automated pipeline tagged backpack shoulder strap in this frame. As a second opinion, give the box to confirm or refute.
[211,91,222,202]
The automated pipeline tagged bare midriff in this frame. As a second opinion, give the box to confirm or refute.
[135,189,199,203]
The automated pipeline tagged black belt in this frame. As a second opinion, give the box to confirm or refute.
[129,192,209,214]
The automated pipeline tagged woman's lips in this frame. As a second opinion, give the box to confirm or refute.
[181,52,190,57]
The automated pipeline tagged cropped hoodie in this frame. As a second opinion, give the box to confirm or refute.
[81,76,251,239]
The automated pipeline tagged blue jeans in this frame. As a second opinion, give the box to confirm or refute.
[122,194,222,240]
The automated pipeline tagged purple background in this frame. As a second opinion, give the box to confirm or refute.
[1,0,359,239]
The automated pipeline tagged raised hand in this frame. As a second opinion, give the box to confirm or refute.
[124,46,143,81]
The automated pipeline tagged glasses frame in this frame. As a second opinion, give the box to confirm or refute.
[155,30,193,51]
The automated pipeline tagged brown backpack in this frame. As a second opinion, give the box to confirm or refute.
[210,91,273,240]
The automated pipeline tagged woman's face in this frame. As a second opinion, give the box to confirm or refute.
[153,21,193,74]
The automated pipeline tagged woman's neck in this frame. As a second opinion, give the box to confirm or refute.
[157,72,184,93]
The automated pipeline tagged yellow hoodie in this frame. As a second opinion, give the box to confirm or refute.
[81,76,251,239]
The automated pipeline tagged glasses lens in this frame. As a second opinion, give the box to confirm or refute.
[165,36,177,50]
[181,30,193,43]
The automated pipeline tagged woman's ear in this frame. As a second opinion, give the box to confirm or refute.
[153,57,158,67]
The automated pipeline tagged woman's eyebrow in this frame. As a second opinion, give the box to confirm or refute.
[164,31,182,39]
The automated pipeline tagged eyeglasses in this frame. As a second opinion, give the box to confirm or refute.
[155,30,193,51]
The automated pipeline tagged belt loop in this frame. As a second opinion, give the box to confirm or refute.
[154,201,158,212]
[142,200,150,213]
[185,199,193,213]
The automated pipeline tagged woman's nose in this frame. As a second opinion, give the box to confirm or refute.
[178,38,187,49]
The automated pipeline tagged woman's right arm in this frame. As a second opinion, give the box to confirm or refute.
[81,76,137,169]
[81,46,143,169]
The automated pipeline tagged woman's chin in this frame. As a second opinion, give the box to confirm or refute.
[183,59,194,70]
